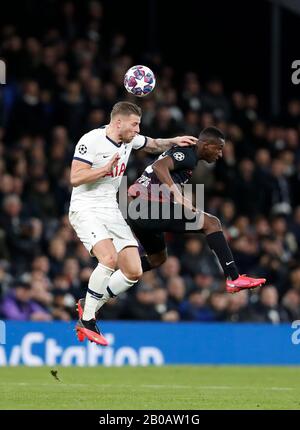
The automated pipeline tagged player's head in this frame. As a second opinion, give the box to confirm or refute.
[110,101,142,143]
[198,126,225,163]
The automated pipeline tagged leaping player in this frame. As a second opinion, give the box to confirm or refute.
[127,126,266,293]
[69,101,198,345]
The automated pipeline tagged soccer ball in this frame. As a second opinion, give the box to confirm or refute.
[124,65,156,97]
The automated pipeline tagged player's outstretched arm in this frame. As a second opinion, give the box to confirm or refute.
[70,154,120,187]
[144,136,197,154]
[152,156,196,211]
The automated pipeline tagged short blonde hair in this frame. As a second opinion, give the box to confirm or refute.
[111,101,142,119]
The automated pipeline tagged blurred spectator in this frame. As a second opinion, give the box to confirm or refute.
[51,289,76,321]
[269,159,292,216]
[0,195,43,274]
[6,81,47,140]
[144,105,183,138]
[226,290,250,322]
[121,284,161,320]
[181,237,204,276]
[234,159,261,218]
[290,267,300,293]
[179,289,214,321]
[28,176,58,220]
[48,237,67,277]
[55,81,86,140]
[208,291,229,321]
[201,79,230,120]
[159,256,181,281]
[282,289,300,321]
[99,297,124,320]
[167,276,186,311]
[0,281,52,321]
[247,286,290,323]
[0,261,13,299]
[153,286,180,321]
[181,73,202,113]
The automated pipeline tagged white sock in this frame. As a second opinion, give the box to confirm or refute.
[95,269,138,312]
[83,263,114,321]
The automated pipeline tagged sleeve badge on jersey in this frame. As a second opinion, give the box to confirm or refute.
[173,152,185,161]
[78,144,87,155]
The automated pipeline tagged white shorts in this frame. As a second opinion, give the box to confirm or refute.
[69,208,138,255]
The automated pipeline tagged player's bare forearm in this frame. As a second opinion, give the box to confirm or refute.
[152,157,184,203]
[144,136,197,154]
[70,166,108,187]
[70,154,119,187]
[152,156,195,211]
[144,138,178,154]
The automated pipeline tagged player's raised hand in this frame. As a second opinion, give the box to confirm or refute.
[172,136,198,147]
[103,153,120,174]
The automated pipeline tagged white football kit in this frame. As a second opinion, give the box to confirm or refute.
[69,125,147,254]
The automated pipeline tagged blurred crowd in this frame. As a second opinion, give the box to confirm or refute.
[0,0,300,323]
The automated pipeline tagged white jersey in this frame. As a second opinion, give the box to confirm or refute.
[69,126,147,211]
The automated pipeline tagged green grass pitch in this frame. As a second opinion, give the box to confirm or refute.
[0,366,300,410]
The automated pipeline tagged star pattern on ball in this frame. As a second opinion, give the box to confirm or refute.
[136,76,146,90]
